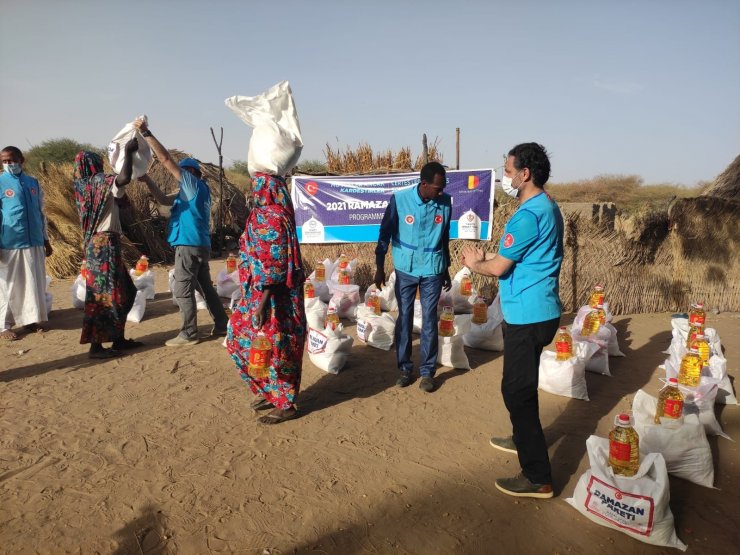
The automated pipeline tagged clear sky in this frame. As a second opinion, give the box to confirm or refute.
[1,0,738,185]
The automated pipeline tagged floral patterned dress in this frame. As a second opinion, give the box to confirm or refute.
[73,152,136,344]
[226,174,307,410]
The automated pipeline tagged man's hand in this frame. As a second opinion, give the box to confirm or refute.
[44,240,52,258]
[442,269,452,291]
[124,137,139,154]
[374,267,386,291]
[133,118,149,134]
[460,244,485,272]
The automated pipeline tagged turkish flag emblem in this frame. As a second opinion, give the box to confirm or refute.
[30,188,38,195]
[503,233,514,248]
[306,181,319,195]
[405,215,414,225]
[434,214,443,224]
[4,189,14,198]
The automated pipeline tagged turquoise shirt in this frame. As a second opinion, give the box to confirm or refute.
[167,171,211,248]
[498,191,564,324]
[0,171,47,249]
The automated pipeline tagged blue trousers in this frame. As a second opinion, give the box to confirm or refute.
[394,270,444,377]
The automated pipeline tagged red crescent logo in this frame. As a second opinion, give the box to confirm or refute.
[434,214,443,224]
[615,491,623,500]
[306,181,318,195]
[405,215,414,225]
[30,188,38,195]
[4,189,14,198]
[503,233,514,248]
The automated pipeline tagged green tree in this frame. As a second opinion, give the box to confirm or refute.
[23,138,103,175]
[230,159,251,175]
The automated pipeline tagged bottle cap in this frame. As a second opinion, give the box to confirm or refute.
[559,326,568,331]
[615,413,632,426]
[668,377,678,385]
[444,305,453,311]
[594,284,604,290]
[688,346,699,353]
[695,303,704,308]
[596,302,604,309]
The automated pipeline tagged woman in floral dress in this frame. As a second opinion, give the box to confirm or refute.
[226,173,307,424]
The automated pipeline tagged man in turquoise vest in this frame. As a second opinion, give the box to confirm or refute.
[376,161,452,393]
[0,146,53,340]
[134,119,228,346]
[462,143,563,499]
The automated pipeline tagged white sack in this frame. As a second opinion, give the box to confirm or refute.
[356,310,396,351]
[663,364,729,438]
[605,322,625,357]
[437,314,471,369]
[450,267,476,314]
[412,299,423,335]
[107,115,153,179]
[44,275,52,317]
[566,436,687,551]
[328,282,361,320]
[307,260,332,302]
[632,389,714,488]
[703,354,737,405]
[71,274,86,309]
[329,257,358,283]
[168,269,207,310]
[365,271,398,312]
[229,286,243,310]
[216,269,240,299]
[307,324,354,374]
[463,294,505,351]
[572,311,611,376]
[225,81,303,176]
[126,290,146,323]
[305,296,328,331]
[538,341,600,401]
[129,268,156,300]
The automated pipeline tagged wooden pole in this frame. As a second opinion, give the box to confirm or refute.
[422,134,429,165]
[210,126,225,257]
[455,128,460,170]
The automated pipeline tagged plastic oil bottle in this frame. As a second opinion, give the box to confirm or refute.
[134,255,149,276]
[654,377,684,424]
[80,260,90,282]
[338,253,349,270]
[689,332,710,364]
[689,302,706,327]
[304,281,315,299]
[472,296,488,325]
[438,306,455,337]
[366,290,381,315]
[248,331,272,380]
[460,274,473,296]
[581,303,605,336]
[685,321,704,349]
[338,267,351,285]
[226,253,237,274]
[314,262,326,282]
[588,284,605,308]
[678,346,703,387]
[608,413,640,477]
[325,306,340,330]
[555,327,573,361]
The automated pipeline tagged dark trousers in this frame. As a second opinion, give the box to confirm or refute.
[394,270,444,377]
[502,317,560,484]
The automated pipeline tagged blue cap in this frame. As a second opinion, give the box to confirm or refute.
[179,157,201,171]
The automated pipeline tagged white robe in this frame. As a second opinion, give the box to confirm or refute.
[0,246,48,329]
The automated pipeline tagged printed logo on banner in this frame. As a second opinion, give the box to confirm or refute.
[458,209,481,240]
[434,214,443,224]
[404,215,414,225]
[306,181,319,195]
[307,328,329,354]
[468,175,480,190]
[4,189,14,198]
[302,217,325,243]
[584,476,655,536]
[503,233,514,248]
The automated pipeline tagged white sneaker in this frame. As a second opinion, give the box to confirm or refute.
[165,335,199,347]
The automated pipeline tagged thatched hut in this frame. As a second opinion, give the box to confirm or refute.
[702,154,740,200]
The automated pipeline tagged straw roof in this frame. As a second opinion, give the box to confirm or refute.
[702,154,740,200]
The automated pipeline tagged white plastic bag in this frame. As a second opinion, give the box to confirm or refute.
[605,322,625,357]
[126,290,146,323]
[305,296,328,331]
[632,389,714,488]
[703,354,737,405]
[463,294,505,351]
[107,115,153,179]
[450,267,476,314]
[328,282,361,320]
[216,269,240,299]
[538,341,599,401]
[412,299,423,334]
[225,81,303,176]
[307,261,332,303]
[437,314,471,369]
[168,269,207,310]
[356,307,396,351]
[566,436,687,551]
[663,363,729,438]
[572,309,612,375]
[129,268,155,300]
[365,271,398,312]
[329,257,358,283]
[71,274,86,309]
[307,324,353,374]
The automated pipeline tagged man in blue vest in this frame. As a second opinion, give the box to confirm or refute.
[375,161,452,393]
[134,119,228,347]
[461,143,563,499]
[0,146,53,341]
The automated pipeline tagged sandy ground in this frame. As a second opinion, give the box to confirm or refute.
[1,262,739,555]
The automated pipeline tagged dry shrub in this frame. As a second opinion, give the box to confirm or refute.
[324,140,443,175]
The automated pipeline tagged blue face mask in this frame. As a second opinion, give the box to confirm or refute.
[2,162,22,175]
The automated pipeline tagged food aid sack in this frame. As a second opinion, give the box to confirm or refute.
[307,324,353,375]
[572,307,611,375]
[168,269,207,310]
[308,260,332,302]
[71,274,86,309]
[229,286,243,310]
[669,316,690,346]
[566,436,687,551]
[632,389,714,488]
[224,80,303,176]
[305,296,328,331]
[538,341,600,401]
[329,257,358,283]
[463,294,505,351]
[45,275,52,317]
[605,322,625,357]
[412,299,423,334]
[450,267,476,314]
[216,269,240,299]
[702,353,737,405]
[129,268,156,300]
[355,308,396,351]
[437,314,471,370]
[663,360,728,438]
[126,290,147,323]
[365,272,398,312]
[107,115,153,179]
[328,282,361,320]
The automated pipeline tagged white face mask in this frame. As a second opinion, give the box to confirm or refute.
[2,162,22,175]
[501,175,519,198]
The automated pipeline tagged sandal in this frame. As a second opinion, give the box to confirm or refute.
[23,324,46,334]
[0,330,18,341]
[258,408,299,425]
[250,397,274,411]
[112,338,144,350]
[89,348,124,360]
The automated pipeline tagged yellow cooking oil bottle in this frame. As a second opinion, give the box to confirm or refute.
[248,331,272,379]
[226,253,237,274]
[314,262,326,282]
[588,284,605,308]
[366,290,381,315]
[438,306,455,337]
[472,296,488,325]
[460,274,473,296]
[134,255,149,276]
[689,332,710,363]
[555,327,573,361]
[581,303,606,336]
[654,377,684,424]
[325,306,340,330]
[678,346,703,387]
[608,413,640,477]
[304,281,315,299]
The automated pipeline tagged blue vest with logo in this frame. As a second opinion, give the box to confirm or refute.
[167,177,212,248]
[0,172,45,249]
[391,186,451,277]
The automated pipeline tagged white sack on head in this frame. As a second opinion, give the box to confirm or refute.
[107,115,153,179]
[225,81,303,176]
